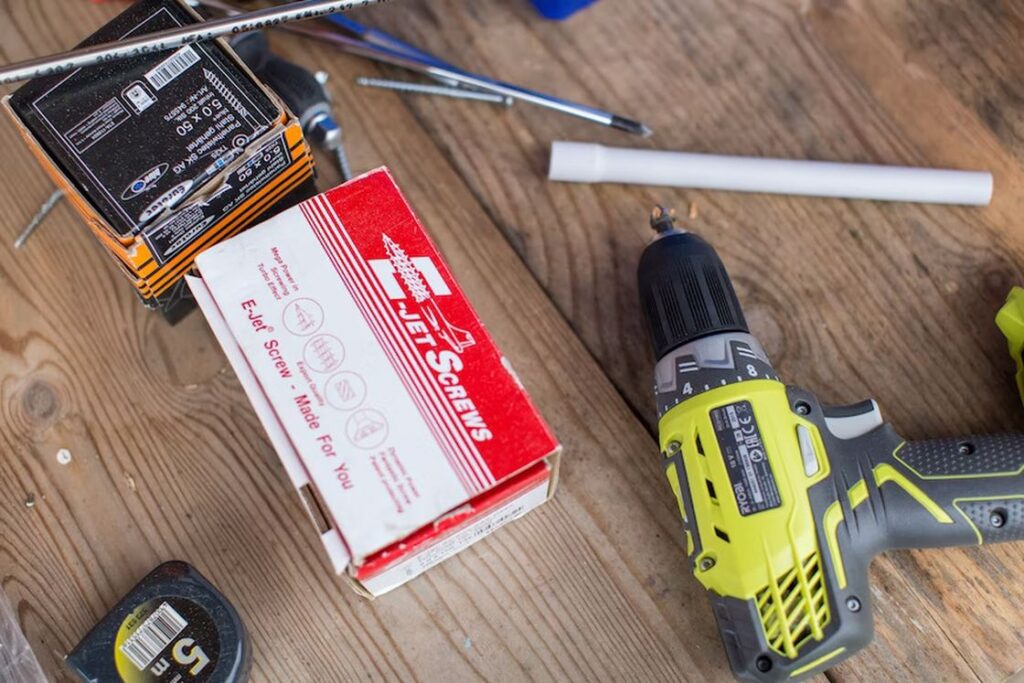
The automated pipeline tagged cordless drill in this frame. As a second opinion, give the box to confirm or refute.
[638,207,1024,681]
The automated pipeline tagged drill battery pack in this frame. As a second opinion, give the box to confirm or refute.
[3,0,316,317]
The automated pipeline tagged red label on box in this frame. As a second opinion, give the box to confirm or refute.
[302,173,557,490]
[193,168,559,570]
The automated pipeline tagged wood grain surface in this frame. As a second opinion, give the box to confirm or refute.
[0,0,1022,681]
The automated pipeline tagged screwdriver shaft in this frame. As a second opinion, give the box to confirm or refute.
[356,77,514,106]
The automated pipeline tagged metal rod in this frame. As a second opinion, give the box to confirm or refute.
[356,77,514,106]
[0,0,389,85]
[321,12,450,69]
[14,189,64,249]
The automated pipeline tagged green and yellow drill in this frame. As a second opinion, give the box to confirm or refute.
[638,206,1024,681]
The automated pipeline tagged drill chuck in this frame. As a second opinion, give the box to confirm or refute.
[638,208,748,361]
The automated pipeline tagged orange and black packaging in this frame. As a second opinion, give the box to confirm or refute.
[3,0,316,321]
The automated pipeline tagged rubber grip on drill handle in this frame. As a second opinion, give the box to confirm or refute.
[871,434,1024,550]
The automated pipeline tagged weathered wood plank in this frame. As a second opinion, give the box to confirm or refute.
[1,0,1021,680]
[0,2,732,681]
[360,0,1024,680]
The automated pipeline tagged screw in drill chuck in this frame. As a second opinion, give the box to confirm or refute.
[637,206,749,360]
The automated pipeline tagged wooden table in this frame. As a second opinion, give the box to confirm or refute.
[1,1,1022,680]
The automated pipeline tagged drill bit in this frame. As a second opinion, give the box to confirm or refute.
[14,189,64,249]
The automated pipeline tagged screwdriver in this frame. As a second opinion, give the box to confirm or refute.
[230,31,354,181]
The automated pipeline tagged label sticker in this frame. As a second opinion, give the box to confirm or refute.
[145,45,201,90]
[711,400,781,516]
[114,598,220,682]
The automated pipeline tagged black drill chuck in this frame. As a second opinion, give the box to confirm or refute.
[638,207,748,360]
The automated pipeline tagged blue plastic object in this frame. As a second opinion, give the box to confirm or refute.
[529,0,598,20]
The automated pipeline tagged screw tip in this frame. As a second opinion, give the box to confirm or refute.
[610,115,653,137]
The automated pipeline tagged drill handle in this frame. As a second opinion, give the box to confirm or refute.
[867,433,1024,550]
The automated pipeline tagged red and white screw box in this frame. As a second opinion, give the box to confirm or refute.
[186,168,561,596]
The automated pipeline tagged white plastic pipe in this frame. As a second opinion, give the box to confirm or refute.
[549,142,993,205]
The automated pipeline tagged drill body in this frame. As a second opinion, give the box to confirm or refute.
[639,211,1024,681]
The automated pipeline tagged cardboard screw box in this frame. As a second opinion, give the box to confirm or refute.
[3,0,316,315]
[188,168,561,596]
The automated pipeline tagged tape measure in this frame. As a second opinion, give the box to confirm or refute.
[66,561,249,682]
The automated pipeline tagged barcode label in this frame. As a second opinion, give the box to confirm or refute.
[146,46,200,90]
[119,602,188,671]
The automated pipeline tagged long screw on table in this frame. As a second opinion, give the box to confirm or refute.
[356,77,515,106]
[0,0,389,84]
[14,190,64,249]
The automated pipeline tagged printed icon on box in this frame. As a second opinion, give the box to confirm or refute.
[121,163,168,201]
[303,334,345,373]
[283,298,324,336]
[326,371,367,411]
[346,409,388,449]
[122,81,157,114]
[370,234,476,353]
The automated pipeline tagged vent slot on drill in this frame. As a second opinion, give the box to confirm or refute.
[653,283,684,354]
[680,261,713,331]
[704,262,737,327]
[705,479,718,502]
[756,552,829,659]
[714,527,730,543]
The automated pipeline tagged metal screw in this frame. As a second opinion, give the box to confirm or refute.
[845,596,862,612]
[991,509,1007,528]
[958,442,975,455]
[333,145,354,183]
[15,189,64,249]
[795,401,811,416]
[665,440,681,457]
[356,77,515,106]
[698,557,715,571]
[755,656,772,673]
